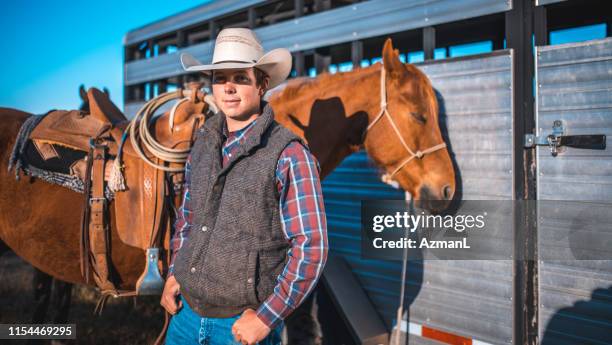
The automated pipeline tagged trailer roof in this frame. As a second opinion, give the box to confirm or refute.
[123,0,266,46]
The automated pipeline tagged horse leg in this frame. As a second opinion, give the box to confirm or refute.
[29,269,73,345]
[51,280,73,323]
[21,268,53,345]
[31,268,53,323]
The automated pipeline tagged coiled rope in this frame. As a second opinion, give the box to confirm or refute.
[108,89,217,191]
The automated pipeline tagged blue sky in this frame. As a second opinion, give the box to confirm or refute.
[0,1,208,114]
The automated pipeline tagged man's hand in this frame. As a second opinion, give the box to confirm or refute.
[231,308,271,345]
[160,275,182,315]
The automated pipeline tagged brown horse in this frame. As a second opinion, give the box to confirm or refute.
[270,38,455,207]
[0,38,454,339]
[3,85,111,330]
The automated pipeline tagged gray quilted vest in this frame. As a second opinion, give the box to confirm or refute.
[173,102,309,318]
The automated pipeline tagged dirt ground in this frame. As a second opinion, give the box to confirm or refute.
[0,252,166,345]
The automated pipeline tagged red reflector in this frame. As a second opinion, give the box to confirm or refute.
[422,326,472,345]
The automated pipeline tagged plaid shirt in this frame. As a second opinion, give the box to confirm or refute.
[168,116,328,329]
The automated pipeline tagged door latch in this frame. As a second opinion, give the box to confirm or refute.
[524,120,606,157]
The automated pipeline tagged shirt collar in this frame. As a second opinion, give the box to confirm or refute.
[222,116,259,142]
[201,100,275,153]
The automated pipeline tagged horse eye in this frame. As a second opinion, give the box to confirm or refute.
[410,112,427,124]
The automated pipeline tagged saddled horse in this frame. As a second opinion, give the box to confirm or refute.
[0,38,454,342]
[2,85,111,333]
[30,85,103,323]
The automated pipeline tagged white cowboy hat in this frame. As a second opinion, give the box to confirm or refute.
[180,28,292,90]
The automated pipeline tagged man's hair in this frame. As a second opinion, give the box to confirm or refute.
[253,67,269,90]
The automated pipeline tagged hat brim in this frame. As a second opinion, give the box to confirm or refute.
[180,48,292,89]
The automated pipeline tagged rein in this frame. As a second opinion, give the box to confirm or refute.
[364,64,447,183]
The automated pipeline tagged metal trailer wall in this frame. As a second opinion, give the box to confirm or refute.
[123,0,511,116]
[124,0,266,46]
[536,37,612,345]
[321,50,515,344]
[536,0,566,6]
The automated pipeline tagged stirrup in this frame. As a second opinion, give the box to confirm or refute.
[135,248,165,295]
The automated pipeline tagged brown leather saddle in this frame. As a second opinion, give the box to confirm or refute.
[28,87,209,300]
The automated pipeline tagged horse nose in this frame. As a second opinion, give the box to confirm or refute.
[442,184,454,200]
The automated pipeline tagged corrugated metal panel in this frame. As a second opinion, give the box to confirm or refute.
[322,51,514,344]
[125,0,511,86]
[419,51,514,200]
[125,39,213,86]
[536,37,612,345]
[124,0,266,45]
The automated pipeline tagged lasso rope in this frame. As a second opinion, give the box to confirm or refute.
[108,89,217,191]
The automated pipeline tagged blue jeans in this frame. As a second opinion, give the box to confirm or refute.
[166,294,283,345]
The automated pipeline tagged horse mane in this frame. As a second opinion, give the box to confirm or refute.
[269,66,380,105]
[270,62,439,122]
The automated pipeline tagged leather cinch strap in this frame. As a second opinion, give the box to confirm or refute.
[79,147,94,284]
[80,137,138,310]
[90,142,115,291]
[88,140,117,294]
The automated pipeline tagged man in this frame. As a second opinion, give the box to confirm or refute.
[160,28,328,345]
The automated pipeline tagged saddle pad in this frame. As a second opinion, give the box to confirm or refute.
[23,139,87,175]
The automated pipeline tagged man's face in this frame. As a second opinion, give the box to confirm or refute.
[211,68,265,120]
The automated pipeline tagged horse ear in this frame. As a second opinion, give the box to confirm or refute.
[103,87,110,97]
[79,84,87,100]
[382,38,403,78]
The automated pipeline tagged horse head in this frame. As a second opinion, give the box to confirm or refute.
[363,39,455,211]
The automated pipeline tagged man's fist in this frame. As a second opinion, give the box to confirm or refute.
[231,309,271,345]
[160,275,182,315]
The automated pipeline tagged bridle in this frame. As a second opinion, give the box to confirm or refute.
[364,64,448,183]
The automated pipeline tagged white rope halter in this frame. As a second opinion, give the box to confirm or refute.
[364,64,448,184]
